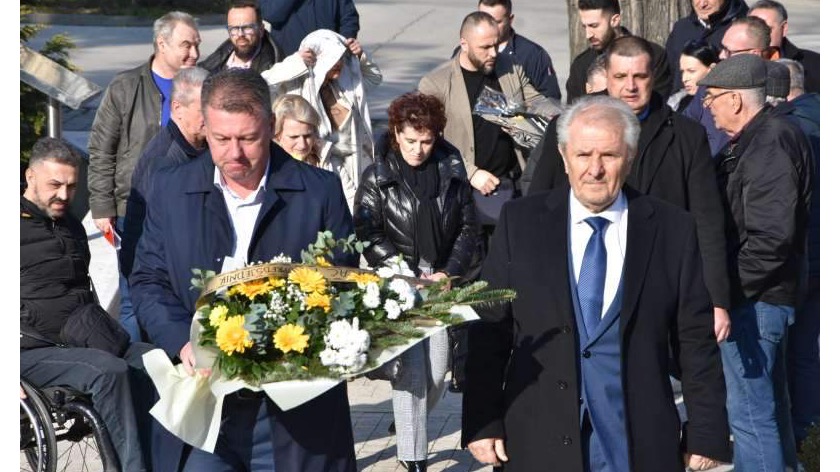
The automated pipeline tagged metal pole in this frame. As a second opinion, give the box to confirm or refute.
[47,97,61,139]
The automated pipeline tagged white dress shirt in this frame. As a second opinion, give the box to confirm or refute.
[569,190,628,319]
[213,162,270,267]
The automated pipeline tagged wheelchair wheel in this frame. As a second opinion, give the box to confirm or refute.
[52,400,116,472]
[20,381,57,472]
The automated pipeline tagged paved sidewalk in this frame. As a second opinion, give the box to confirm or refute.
[20,1,817,469]
[347,376,488,472]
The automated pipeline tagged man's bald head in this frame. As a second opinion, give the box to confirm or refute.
[459,11,500,75]
[460,10,498,38]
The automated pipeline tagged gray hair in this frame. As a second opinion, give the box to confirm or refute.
[749,0,788,22]
[153,11,199,52]
[738,87,767,109]
[172,67,210,105]
[29,137,81,169]
[776,58,805,95]
[556,95,640,161]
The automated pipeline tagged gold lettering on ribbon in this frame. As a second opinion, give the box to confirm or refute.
[197,263,430,308]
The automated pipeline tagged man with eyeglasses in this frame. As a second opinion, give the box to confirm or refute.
[748,0,819,93]
[698,53,811,472]
[680,16,773,161]
[665,0,748,94]
[200,0,285,74]
[719,16,777,61]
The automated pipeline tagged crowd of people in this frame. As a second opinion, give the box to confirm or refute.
[20,0,819,471]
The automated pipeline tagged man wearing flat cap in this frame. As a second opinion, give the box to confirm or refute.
[699,53,811,472]
[764,60,790,107]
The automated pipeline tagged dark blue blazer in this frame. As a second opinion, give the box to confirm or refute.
[131,143,356,358]
[130,143,357,471]
[121,120,206,278]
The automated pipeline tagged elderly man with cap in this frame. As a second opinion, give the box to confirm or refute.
[698,53,811,472]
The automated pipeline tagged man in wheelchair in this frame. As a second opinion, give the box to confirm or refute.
[21,137,154,471]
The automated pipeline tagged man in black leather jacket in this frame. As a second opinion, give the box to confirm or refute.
[21,138,155,472]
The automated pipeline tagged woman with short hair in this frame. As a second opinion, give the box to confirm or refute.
[354,91,480,472]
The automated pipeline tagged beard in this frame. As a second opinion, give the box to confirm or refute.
[233,38,259,60]
[467,50,495,75]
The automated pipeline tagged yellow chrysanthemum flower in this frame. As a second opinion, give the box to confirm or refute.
[216,315,254,355]
[268,276,286,288]
[315,256,332,267]
[288,267,327,294]
[348,272,380,287]
[273,324,310,354]
[306,292,332,313]
[208,305,229,327]
[229,279,273,299]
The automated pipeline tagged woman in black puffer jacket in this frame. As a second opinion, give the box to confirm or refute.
[353,92,479,472]
[354,93,479,281]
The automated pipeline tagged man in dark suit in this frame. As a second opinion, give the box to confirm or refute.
[463,95,730,471]
[130,68,357,471]
[526,36,731,347]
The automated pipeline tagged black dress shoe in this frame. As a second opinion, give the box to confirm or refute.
[398,460,428,472]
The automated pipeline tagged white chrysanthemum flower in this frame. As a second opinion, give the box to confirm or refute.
[362,282,380,308]
[321,318,371,373]
[270,253,292,263]
[384,299,402,320]
[388,278,416,310]
[375,266,395,279]
[319,348,338,366]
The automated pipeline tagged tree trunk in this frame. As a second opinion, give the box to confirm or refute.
[566,0,693,59]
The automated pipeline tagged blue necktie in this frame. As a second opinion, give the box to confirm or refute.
[579,216,610,338]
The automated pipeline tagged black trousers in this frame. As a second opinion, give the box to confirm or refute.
[20,342,156,471]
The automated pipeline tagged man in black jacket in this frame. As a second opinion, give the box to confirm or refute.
[665,0,748,93]
[199,0,285,74]
[566,0,671,103]
[527,36,731,345]
[699,53,810,472]
[121,66,210,279]
[21,138,154,472]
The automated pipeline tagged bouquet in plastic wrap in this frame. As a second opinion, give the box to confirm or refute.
[472,86,561,149]
[143,231,515,452]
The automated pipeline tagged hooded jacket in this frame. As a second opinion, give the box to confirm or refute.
[665,0,748,93]
[262,29,382,210]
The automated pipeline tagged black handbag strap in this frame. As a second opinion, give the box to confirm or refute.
[20,329,66,348]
